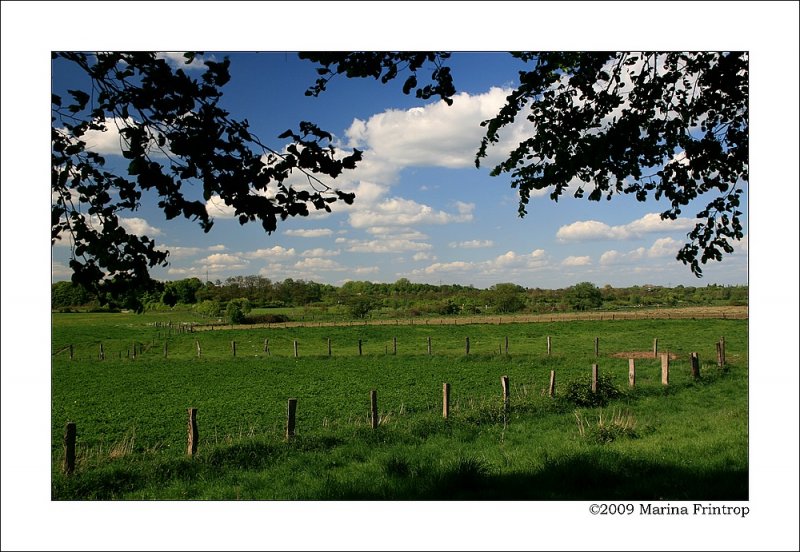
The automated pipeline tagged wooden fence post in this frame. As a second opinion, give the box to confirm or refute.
[370,390,378,429]
[358,339,362,356]
[443,383,450,419]
[716,341,723,368]
[286,399,297,440]
[547,336,552,356]
[393,336,397,355]
[628,358,636,388]
[661,354,670,385]
[548,370,556,398]
[294,340,299,358]
[653,338,659,359]
[690,352,701,380]
[63,422,76,475]
[594,337,599,357]
[196,339,201,358]
[187,408,198,456]
[99,343,104,361]
[69,344,74,360]
[264,338,270,355]
[427,336,432,356]
[504,336,509,355]
[231,341,237,357]
[501,375,510,411]
[465,337,470,355]
[591,364,599,393]
[719,337,726,367]
[163,342,168,358]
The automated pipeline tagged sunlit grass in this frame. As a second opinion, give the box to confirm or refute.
[51,313,747,500]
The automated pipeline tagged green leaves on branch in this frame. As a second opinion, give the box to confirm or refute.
[475,51,748,277]
[299,52,456,105]
[302,51,747,276]
[52,52,362,310]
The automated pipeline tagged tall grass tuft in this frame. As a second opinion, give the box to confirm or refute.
[108,427,136,459]
[574,408,638,444]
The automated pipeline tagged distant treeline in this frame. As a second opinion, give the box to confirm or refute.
[52,276,748,320]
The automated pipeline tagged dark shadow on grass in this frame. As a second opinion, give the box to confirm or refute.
[52,464,147,500]
[53,443,747,501]
[325,450,747,501]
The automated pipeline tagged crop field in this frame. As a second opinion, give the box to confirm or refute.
[51,310,748,500]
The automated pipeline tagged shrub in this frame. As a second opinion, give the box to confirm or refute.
[194,300,222,318]
[244,313,290,324]
[562,374,621,407]
[345,296,376,319]
[437,300,460,315]
[225,298,251,324]
[87,305,121,313]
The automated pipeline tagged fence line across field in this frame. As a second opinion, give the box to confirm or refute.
[55,333,728,365]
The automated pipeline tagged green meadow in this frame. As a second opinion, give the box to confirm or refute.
[51,310,747,500]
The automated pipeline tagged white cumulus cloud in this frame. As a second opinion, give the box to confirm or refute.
[243,246,296,259]
[449,239,495,249]
[647,237,682,258]
[201,253,249,271]
[562,256,592,267]
[557,213,697,242]
[205,195,237,219]
[119,217,162,237]
[294,258,344,271]
[411,249,550,280]
[345,239,433,254]
[300,248,340,257]
[344,87,531,169]
[600,237,686,266]
[284,228,334,238]
[349,197,473,229]
[411,261,476,275]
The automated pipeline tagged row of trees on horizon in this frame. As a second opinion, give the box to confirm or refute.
[52,276,748,322]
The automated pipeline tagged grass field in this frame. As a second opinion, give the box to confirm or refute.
[51,309,748,500]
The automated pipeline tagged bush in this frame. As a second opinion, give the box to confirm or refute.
[437,300,459,316]
[345,296,376,319]
[244,313,290,324]
[87,305,121,313]
[225,298,251,324]
[562,374,621,407]
[194,300,222,318]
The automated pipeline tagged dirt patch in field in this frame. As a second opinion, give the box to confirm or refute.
[610,351,679,360]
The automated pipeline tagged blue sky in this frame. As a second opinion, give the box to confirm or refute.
[51,50,750,289]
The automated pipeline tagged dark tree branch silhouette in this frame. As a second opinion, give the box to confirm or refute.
[306,51,748,277]
[52,52,363,310]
